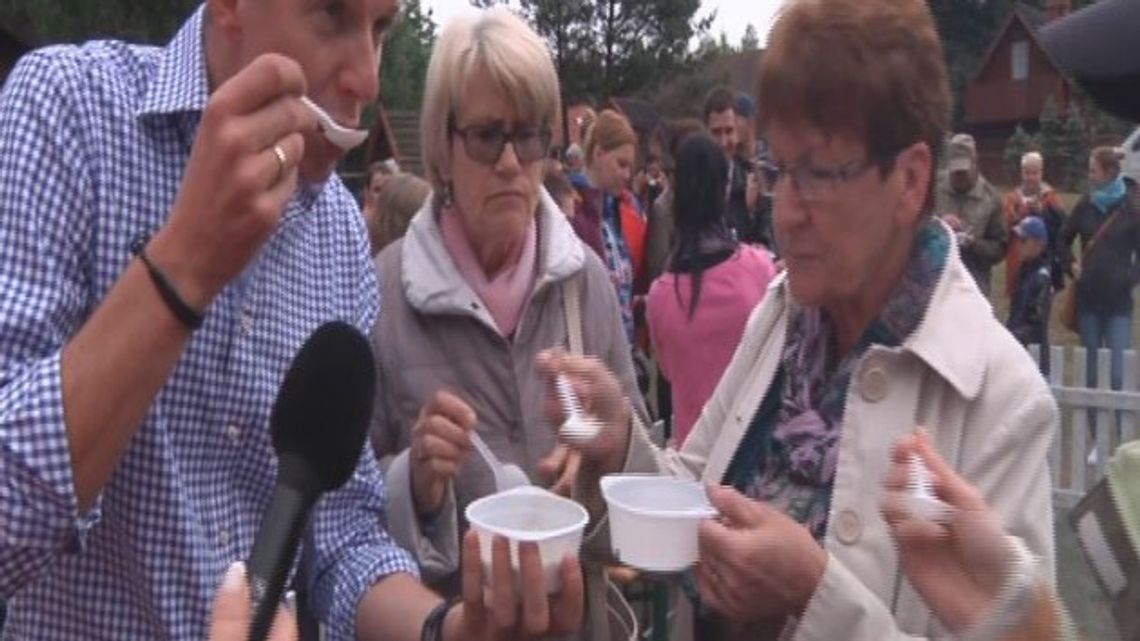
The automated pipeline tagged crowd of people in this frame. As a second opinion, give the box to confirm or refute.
[0,0,1138,640]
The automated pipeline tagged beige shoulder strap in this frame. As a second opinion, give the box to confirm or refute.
[563,275,584,355]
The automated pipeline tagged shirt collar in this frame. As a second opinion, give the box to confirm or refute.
[901,221,989,399]
[138,4,210,119]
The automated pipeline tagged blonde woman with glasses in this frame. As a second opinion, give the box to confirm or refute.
[369,7,643,639]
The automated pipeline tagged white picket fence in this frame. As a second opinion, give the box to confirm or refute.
[1028,345,1140,509]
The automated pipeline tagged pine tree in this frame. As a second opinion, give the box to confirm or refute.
[1060,99,1089,191]
[1004,123,1040,180]
[1037,96,1065,163]
[740,24,760,51]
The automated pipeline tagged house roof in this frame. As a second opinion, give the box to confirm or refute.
[970,2,1063,84]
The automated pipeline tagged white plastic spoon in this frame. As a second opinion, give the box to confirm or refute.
[555,374,601,444]
[906,454,951,522]
[300,97,369,151]
[469,431,529,493]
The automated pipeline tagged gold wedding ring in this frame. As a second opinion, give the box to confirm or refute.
[271,143,288,184]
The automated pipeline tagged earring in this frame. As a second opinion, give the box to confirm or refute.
[442,181,454,208]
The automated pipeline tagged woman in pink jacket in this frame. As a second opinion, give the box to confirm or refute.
[648,133,777,446]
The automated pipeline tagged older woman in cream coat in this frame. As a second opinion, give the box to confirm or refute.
[540,0,1057,639]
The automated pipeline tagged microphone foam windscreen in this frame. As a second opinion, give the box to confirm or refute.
[270,321,377,493]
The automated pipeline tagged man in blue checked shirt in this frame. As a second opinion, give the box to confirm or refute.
[0,1,582,640]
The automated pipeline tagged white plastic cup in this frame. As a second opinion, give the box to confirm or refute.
[465,486,588,593]
[600,474,717,572]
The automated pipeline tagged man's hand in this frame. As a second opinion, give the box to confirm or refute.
[209,563,296,641]
[150,54,317,309]
[410,391,478,517]
[444,530,584,640]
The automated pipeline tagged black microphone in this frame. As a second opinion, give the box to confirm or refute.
[246,321,376,641]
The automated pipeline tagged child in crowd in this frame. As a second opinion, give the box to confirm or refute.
[1007,216,1054,374]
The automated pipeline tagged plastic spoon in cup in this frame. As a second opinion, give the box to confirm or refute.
[469,431,529,492]
[555,374,601,444]
[299,97,369,151]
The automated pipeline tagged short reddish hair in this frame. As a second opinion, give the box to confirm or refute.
[758,0,951,163]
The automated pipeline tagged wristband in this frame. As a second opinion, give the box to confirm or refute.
[130,234,205,331]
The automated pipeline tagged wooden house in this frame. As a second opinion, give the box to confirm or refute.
[963,0,1073,184]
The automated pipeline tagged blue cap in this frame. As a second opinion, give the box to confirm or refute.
[1015,216,1048,242]
[735,93,757,118]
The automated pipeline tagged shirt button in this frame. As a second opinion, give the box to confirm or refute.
[860,365,888,403]
[240,311,255,335]
[835,509,862,545]
[217,529,231,547]
[225,424,241,443]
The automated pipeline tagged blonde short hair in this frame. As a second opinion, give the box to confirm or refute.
[420,7,561,198]
[1021,151,1044,170]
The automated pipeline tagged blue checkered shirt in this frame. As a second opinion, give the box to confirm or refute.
[0,6,417,640]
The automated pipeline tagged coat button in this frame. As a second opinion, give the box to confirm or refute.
[835,509,862,545]
[860,365,888,403]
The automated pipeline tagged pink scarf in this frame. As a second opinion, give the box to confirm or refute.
[438,206,538,338]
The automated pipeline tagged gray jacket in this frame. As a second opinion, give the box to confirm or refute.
[370,189,646,639]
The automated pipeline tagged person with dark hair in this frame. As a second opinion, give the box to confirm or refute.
[703,86,771,248]
[735,92,759,161]
[632,154,665,211]
[645,118,706,283]
[646,134,776,446]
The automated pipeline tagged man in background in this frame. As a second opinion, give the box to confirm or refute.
[704,86,770,248]
[934,133,1008,298]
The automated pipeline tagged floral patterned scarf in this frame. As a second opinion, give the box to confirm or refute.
[736,220,950,539]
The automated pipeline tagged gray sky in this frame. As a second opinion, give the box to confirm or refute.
[421,0,783,48]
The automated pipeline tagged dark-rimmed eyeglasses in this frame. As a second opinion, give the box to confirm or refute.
[449,121,553,166]
[760,152,899,204]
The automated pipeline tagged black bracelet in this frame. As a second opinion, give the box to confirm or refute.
[129,235,205,331]
[420,596,460,641]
